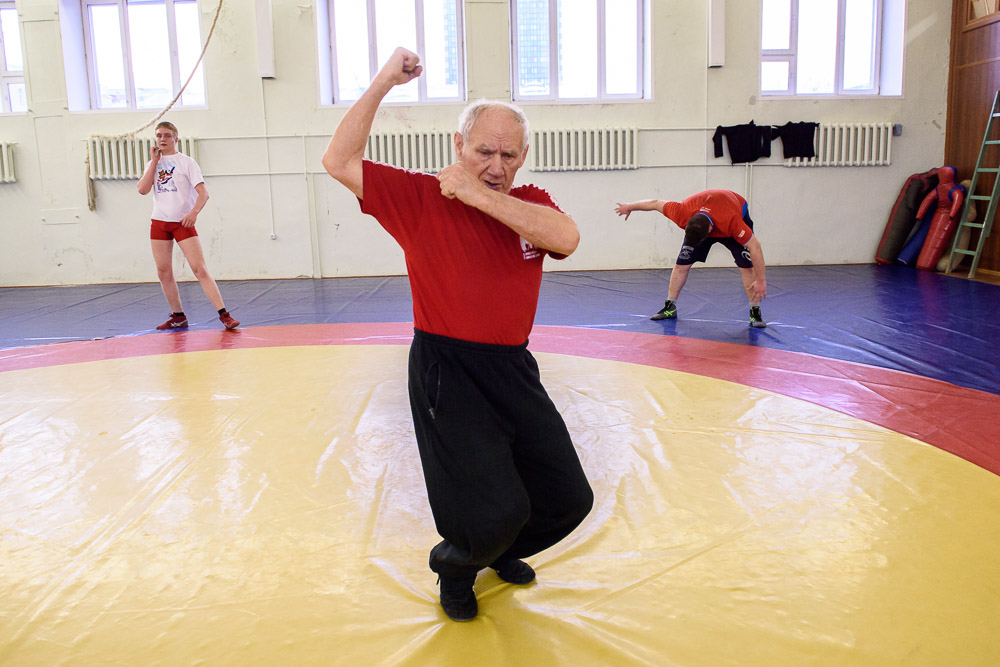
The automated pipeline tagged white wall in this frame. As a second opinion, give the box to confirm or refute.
[0,0,951,287]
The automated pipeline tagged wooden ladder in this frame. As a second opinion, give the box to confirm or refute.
[947,90,1000,278]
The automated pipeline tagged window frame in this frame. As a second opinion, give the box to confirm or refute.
[80,0,205,111]
[0,0,25,114]
[510,0,645,103]
[760,0,886,98]
[325,0,466,105]
[965,0,1000,29]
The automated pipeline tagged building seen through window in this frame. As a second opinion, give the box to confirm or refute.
[325,0,464,105]
[512,0,644,102]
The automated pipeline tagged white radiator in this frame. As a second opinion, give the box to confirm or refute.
[785,122,893,167]
[365,131,454,173]
[0,141,14,183]
[530,127,638,172]
[88,136,199,180]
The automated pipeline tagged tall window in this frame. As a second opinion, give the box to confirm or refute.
[0,1,26,113]
[82,0,206,110]
[511,0,645,102]
[760,0,904,96]
[323,0,465,104]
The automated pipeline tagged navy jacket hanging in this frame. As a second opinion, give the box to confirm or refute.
[712,121,773,164]
[773,122,819,159]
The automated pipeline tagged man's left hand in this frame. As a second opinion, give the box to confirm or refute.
[180,211,198,228]
[751,279,767,301]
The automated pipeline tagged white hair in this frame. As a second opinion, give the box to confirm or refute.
[457,99,530,149]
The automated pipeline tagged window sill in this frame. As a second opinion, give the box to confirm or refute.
[513,97,650,106]
[68,105,209,114]
[759,93,903,101]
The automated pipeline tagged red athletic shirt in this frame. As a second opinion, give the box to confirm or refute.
[359,160,566,345]
[661,190,753,243]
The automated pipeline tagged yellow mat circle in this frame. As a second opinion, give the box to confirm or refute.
[1,345,998,665]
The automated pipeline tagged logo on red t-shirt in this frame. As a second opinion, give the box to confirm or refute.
[520,236,540,260]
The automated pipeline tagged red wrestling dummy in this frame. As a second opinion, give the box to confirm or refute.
[916,166,965,271]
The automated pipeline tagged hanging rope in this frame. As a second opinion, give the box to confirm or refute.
[88,0,225,209]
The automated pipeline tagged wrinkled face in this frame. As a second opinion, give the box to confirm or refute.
[154,127,178,154]
[455,108,528,195]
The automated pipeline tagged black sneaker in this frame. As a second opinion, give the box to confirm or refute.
[491,559,536,585]
[749,306,766,328]
[651,300,677,320]
[438,575,477,622]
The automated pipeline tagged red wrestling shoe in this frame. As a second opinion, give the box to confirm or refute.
[156,313,188,330]
[219,311,240,330]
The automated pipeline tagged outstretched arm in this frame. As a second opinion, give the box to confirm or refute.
[744,235,767,301]
[614,199,668,221]
[321,47,423,198]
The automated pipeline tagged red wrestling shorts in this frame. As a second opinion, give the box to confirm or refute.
[150,219,199,241]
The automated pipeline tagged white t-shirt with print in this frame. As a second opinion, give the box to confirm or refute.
[148,152,204,222]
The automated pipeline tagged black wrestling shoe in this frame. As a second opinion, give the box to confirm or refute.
[438,575,477,622]
[491,559,536,585]
[749,305,767,328]
[651,300,677,320]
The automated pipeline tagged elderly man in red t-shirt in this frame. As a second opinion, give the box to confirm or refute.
[615,190,768,327]
[322,47,593,622]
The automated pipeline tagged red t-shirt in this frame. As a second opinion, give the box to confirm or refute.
[661,190,753,244]
[359,160,565,345]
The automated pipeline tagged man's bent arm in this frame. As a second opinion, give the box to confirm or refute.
[137,156,157,195]
[321,48,422,199]
[465,186,580,256]
[180,183,209,227]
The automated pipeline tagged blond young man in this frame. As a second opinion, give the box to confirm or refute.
[138,121,238,330]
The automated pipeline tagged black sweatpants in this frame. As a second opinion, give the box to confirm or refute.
[408,329,594,580]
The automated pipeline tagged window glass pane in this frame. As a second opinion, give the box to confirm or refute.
[515,0,550,97]
[175,1,206,105]
[796,0,836,94]
[374,0,417,103]
[89,4,128,109]
[605,0,637,95]
[761,60,790,92]
[1,8,23,71]
[761,0,791,50]
[970,0,998,20]
[422,0,459,99]
[8,81,25,112]
[127,2,172,109]
[557,0,596,98]
[333,0,370,102]
[843,0,876,90]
